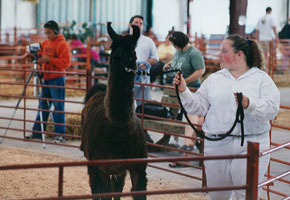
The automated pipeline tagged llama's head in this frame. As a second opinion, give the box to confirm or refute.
[107,22,140,75]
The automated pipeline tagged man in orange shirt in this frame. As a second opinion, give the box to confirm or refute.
[27,20,71,143]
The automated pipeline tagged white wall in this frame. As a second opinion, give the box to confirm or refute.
[0,0,288,37]
[1,0,36,29]
[190,0,229,37]
[189,0,287,37]
[152,0,187,40]
[246,0,287,33]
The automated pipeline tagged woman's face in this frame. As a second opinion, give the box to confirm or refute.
[219,39,239,70]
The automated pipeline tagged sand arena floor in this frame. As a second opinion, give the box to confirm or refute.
[0,146,209,200]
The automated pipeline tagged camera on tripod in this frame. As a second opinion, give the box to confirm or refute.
[27,43,41,61]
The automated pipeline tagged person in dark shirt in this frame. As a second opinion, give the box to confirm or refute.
[279,18,290,39]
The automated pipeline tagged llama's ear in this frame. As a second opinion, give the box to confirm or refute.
[107,22,120,41]
[131,25,140,42]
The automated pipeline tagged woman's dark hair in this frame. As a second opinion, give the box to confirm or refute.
[169,31,189,49]
[225,34,265,69]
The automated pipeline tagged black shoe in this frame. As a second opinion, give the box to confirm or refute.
[25,135,42,140]
[176,110,183,121]
[180,145,194,151]
[195,141,202,153]
[169,162,190,168]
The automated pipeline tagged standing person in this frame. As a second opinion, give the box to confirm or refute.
[163,31,205,165]
[27,20,71,143]
[129,15,159,106]
[256,7,278,60]
[173,34,280,199]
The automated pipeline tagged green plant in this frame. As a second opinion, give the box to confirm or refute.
[62,20,77,40]
[78,22,95,43]
[62,20,95,43]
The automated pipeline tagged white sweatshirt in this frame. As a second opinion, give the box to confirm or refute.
[180,67,280,136]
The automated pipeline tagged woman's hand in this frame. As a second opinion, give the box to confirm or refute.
[234,93,249,109]
[173,72,186,93]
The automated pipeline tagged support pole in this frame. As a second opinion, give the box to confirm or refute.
[229,0,248,36]
[245,142,259,200]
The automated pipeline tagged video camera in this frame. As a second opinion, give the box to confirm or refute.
[29,43,41,54]
[27,43,41,61]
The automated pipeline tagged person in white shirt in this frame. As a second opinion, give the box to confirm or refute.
[256,7,279,58]
[129,15,159,106]
[173,34,280,200]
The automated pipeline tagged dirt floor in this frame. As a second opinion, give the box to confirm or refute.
[272,110,290,127]
[0,146,208,200]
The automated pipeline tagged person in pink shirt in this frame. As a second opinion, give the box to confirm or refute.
[68,34,100,61]
[68,34,108,83]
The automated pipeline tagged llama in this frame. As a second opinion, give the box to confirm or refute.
[80,22,147,200]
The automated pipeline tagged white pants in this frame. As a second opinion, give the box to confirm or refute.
[204,133,270,200]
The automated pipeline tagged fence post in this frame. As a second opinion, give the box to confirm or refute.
[86,42,92,92]
[246,141,259,200]
[14,27,17,43]
[58,166,64,196]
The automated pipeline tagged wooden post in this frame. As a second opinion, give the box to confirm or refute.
[229,0,248,36]
[14,27,17,43]
[58,166,64,196]
[245,142,259,200]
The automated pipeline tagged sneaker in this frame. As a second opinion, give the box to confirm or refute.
[53,136,66,143]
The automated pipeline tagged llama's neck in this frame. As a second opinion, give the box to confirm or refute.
[104,73,135,124]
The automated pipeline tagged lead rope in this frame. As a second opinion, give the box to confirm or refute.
[174,71,245,146]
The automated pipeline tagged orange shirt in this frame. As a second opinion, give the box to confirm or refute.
[40,34,71,80]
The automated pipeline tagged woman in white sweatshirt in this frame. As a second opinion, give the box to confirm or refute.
[173,34,280,200]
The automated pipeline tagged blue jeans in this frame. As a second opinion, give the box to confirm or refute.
[32,76,65,138]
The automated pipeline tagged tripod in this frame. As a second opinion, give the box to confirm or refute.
[0,57,46,149]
